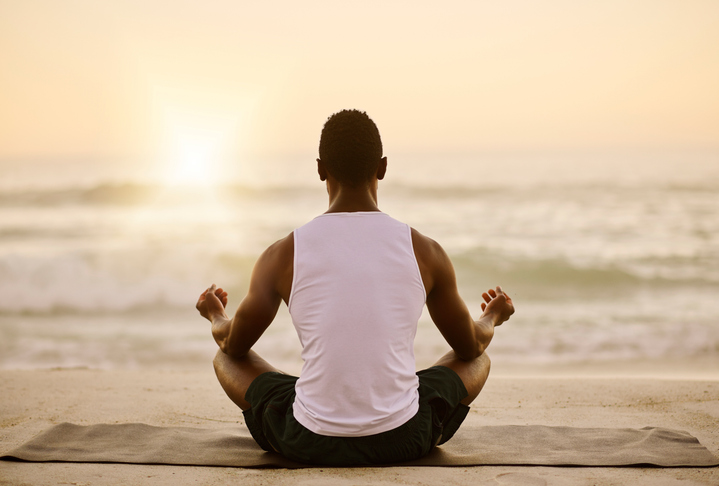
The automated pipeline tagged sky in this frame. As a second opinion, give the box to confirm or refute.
[1,0,718,165]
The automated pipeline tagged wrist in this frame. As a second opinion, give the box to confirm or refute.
[209,312,229,326]
[479,311,500,328]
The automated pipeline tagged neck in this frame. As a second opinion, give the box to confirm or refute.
[325,180,380,213]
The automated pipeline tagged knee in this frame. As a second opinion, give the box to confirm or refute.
[459,352,491,406]
[480,352,491,371]
[472,352,491,385]
[213,349,226,374]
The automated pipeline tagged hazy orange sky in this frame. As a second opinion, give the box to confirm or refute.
[1,0,718,161]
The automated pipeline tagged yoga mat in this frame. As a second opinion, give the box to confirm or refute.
[2,423,717,468]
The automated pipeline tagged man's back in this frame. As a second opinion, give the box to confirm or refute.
[196,109,513,465]
[289,211,425,436]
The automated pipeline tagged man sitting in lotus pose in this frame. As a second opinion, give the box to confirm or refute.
[196,109,514,465]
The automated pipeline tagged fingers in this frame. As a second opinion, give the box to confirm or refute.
[482,286,509,309]
[496,285,512,304]
[482,287,499,303]
[214,287,229,307]
[199,284,229,309]
[196,290,207,312]
[199,284,218,303]
[480,285,513,322]
[485,287,506,298]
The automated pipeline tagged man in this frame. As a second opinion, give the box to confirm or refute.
[196,109,514,465]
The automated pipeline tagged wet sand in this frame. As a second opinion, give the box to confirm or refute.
[1,360,718,485]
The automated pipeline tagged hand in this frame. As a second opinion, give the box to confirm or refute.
[480,286,514,326]
[196,284,229,322]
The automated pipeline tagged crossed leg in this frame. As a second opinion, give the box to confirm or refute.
[215,348,489,411]
[213,349,279,411]
[432,350,491,406]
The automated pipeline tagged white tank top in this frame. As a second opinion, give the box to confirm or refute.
[288,212,426,437]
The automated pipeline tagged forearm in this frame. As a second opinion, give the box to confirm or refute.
[210,313,233,352]
[211,313,254,359]
[211,300,275,359]
[472,316,496,356]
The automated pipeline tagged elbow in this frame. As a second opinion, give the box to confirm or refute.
[216,334,249,359]
[215,340,248,360]
[457,332,492,361]
[456,343,484,361]
[452,328,489,360]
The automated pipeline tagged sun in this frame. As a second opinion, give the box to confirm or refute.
[161,111,238,187]
[169,124,225,186]
[151,84,250,188]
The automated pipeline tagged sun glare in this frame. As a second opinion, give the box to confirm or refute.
[170,125,224,186]
[152,84,252,188]
[162,112,237,187]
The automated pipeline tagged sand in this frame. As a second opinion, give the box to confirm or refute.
[1,359,718,485]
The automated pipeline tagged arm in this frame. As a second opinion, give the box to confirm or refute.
[412,229,514,360]
[196,233,294,359]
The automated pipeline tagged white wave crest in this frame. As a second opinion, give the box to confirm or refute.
[0,250,250,313]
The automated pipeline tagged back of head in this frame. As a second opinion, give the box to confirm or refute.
[318,109,383,187]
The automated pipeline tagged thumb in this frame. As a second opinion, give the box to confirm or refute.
[205,284,220,302]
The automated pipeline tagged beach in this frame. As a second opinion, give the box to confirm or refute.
[1,154,719,484]
[4,1,719,483]
[1,154,718,485]
[2,358,718,485]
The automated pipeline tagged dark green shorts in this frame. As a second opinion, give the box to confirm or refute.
[242,366,470,466]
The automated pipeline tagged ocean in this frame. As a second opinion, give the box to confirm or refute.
[1,150,718,373]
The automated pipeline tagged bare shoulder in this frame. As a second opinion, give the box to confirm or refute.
[410,227,453,294]
[253,232,294,303]
[411,227,449,264]
[261,231,294,262]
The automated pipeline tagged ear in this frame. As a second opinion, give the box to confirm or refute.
[317,158,328,182]
[376,156,387,181]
